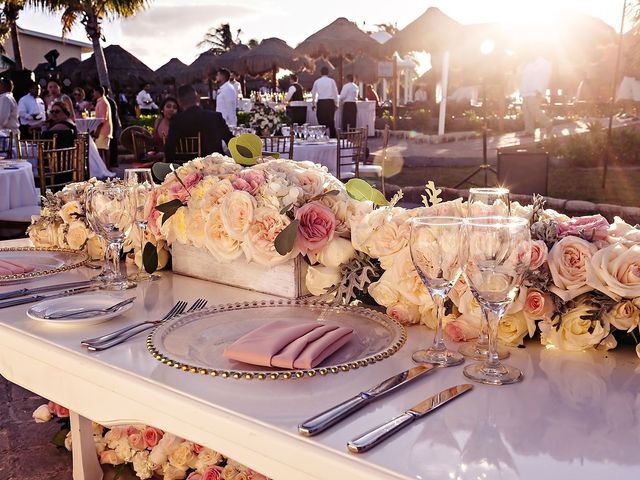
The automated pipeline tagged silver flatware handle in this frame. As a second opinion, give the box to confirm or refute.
[347,412,416,453]
[0,294,45,309]
[298,394,370,437]
[86,323,154,351]
[81,321,153,346]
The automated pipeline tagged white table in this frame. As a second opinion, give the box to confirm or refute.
[0,161,39,211]
[74,118,115,179]
[75,118,104,135]
[293,140,337,174]
[0,238,638,480]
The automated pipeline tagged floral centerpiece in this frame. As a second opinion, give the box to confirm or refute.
[241,103,288,136]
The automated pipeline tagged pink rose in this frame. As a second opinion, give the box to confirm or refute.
[444,315,479,342]
[128,432,145,451]
[104,426,126,442]
[187,474,203,480]
[126,426,139,436]
[295,201,336,255]
[232,170,265,196]
[192,443,205,454]
[99,450,122,465]
[523,289,553,320]
[202,466,223,480]
[47,401,69,418]
[168,171,204,202]
[142,426,163,449]
[529,240,548,271]
[557,215,609,242]
[248,471,269,480]
[386,302,420,325]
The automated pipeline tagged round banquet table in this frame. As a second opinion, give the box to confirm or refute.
[0,161,39,211]
[292,140,356,177]
[75,118,103,134]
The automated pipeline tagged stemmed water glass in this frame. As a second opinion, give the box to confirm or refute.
[86,184,137,291]
[410,216,467,367]
[463,217,531,385]
[459,187,511,361]
[124,168,159,282]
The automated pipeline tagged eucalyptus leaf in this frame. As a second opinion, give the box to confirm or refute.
[280,203,293,215]
[370,189,390,206]
[51,428,70,448]
[345,179,389,206]
[274,219,299,256]
[142,241,159,274]
[151,162,180,183]
[155,199,184,225]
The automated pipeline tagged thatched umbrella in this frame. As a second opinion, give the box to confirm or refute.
[297,58,335,90]
[385,7,461,55]
[155,57,188,84]
[343,55,378,84]
[295,17,382,88]
[239,37,310,89]
[187,44,250,81]
[72,44,155,90]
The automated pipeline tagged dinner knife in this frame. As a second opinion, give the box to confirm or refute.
[0,279,96,301]
[347,384,473,453]
[0,285,99,309]
[298,364,437,437]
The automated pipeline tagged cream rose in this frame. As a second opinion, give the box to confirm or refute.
[386,301,421,325]
[368,279,399,307]
[132,451,154,480]
[203,207,243,262]
[162,463,188,480]
[305,265,341,296]
[542,302,610,351]
[294,169,325,198]
[29,224,61,248]
[603,301,639,332]
[59,200,82,224]
[160,207,188,245]
[219,190,255,241]
[168,441,196,470]
[586,243,640,300]
[529,240,549,271]
[498,311,529,346]
[186,208,207,248]
[148,433,183,468]
[65,221,88,250]
[203,178,234,211]
[86,234,105,260]
[385,248,430,306]
[242,207,294,266]
[316,237,355,268]
[194,448,224,474]
[548,236,597,301]
[32,404,53,423]
[607,216,640,246]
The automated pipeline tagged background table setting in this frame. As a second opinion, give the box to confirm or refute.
[0,160,40,212]
[1,152,640,480]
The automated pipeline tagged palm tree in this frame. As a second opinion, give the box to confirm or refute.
[2,1,26,69]
[198,22,241,54]
[33,0,148,90]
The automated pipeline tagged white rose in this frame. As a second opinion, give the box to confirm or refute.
[542,301,610,351]
[368,279,399,307]
[203,178,234,211]
[497,311,529,346]
[385,248,430,306]
[59,200,82,224]
[168,441,196,470]
[305,265,341,296]
[65,221,88,250]
[203,207,243,262]
[132,451,154,480]
[32,404,53,423]
[548,236,598,301]
[316,237,355,268]
[185,208,207,248]
[509,202,534,221]
[64,431,73,451]
[219,190,256,240]
[148,432,183,468]
[602,300,640,332]
[86,234,104,260]
[606,216,640,246]
[294,169,325,198]
[162,463,188,480]
[160,207,188,245]
[113,437,135,463]
[242,207,294,266]
[29,224,61,248]
[194,448,224,473]
[586,243,640,300]
[386,301,421,325]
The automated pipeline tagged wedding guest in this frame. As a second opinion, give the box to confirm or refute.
[72,87,92,117]
[118,90,133,117]
[165,84,234,164]
[230,71,243,98]
[0,78,20,138]
[520,50,552,137]
[41,101,77,148]
[136,83,158,115]
[18,82,46,139]
[105,89,121,167]
[92,86,112,164]
[311,66,338,137]
[215,68,238,127]
[365,84,380,104]
[153,96,180,149]
[339,74,359,131]
[44,79,75,121]
[285,74,307,125]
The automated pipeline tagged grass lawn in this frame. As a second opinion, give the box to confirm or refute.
[388,165,640,207]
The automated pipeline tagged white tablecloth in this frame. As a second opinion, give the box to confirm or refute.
[0,161,39,211]
[75,118,115,178]
[293,141,337,174]
[75,118,103,134]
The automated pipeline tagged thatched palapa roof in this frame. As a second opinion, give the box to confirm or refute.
[295,17,381,60]
[240,37,309,75]
[155,57,188,83]
[73,44,155,86]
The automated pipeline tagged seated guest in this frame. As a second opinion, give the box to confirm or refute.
[0,78,20,138]
[136,83,158,115]
[45,79,75,121]
[165,84,234,164]
[153,96,180,149]
[18,82,46,139]
[41,101,77,147]
[72,87,92,117]
[285,74,307,125]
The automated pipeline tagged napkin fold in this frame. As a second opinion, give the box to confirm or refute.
[223,320,354,369]
[0,259,36,275]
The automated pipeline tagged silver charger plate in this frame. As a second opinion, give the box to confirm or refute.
[147,299,407,380]
[0,247,90,285]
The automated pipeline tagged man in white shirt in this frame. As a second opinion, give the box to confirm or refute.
[339,74,359,131]
[520,53,552,137]
[0,78,20,138]
[230,71,243,99]
[136,83,158,115]
[311,66,339,137]
[18,82,46,139]
[285,73,307,125]
[215,68,238,127]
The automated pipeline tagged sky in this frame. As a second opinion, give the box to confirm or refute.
[19,0,629,70]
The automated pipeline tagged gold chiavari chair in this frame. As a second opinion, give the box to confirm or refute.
[261,131,294,159]
[17,136,57,160]
[131,130,151,163]
[176,132,202,160]
[336,128,365,181]
[76,132,91,180]
[38,144,83,196]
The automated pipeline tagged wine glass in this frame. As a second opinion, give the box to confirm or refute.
[463,217,531,385]
[86,184,137,291]
[124,168,159,282]
[410,216,467,367]
[459,187,511,361]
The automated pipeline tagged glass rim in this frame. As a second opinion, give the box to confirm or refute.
[124,167,153,173]
[468,187,510,195]
[464,215,528,227]
[411,216,465,226]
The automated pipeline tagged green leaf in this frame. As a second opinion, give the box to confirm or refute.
[151,162,180,183]
[51,428,69,448]
[236,144,254,158]
[142,241,158,274]
[274,219,299,256]
[345,179,389,206]
[280,204,293,215]
[229,133,263,166]
[155,199,184,225]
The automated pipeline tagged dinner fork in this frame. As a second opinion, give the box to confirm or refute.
[44,297,136,320]
[84,298,208,351]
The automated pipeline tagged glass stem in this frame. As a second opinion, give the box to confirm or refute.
[476,308,489,350]
[109,241,123,281]
[138,222,147,270]
[101,237,111,275]
[484,306,505,371]
[432,294,446,352]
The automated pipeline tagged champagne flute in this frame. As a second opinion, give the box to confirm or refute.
[410,216,467,367]
[124,168,159,282]
[459,187,511,360]
[463,217,531,385]
[86,184,137,291]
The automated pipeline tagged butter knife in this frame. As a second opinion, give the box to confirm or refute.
[347,384,473,453]
[0,285,99,309]
[0,280,96,301]
[298,364,437,437]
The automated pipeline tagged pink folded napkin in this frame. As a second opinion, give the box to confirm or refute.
[223,320,354,369]
[0,259,36,275]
